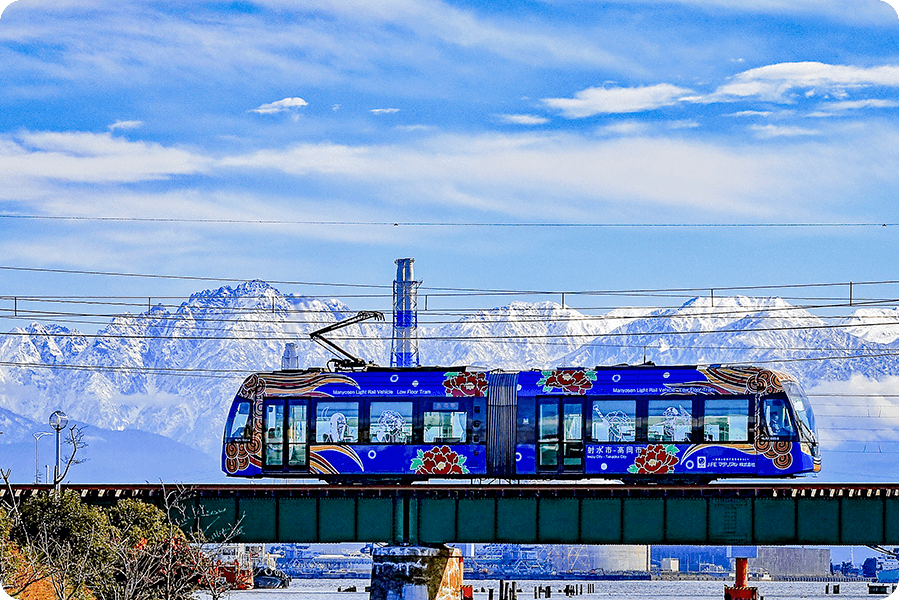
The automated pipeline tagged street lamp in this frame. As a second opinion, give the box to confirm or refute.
[48,410,69,493]
[32,431,51,484]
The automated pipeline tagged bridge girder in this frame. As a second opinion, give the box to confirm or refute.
[4,483,897,547]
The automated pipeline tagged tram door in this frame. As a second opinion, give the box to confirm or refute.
[537,397,584,473]
[263,399,308,472]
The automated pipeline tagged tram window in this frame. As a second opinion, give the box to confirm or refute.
[424,411,467,444]
[264,402,284,467]
[563,402,582,442]
[370,402,413,443]
[648,400,692,442]
[703,398,749,442]
[590,400,636,442]
[226,401,252,441]
[537,400,559,469]
[763,397,795,439]
[316,401,359,443]
[287,403,307,467]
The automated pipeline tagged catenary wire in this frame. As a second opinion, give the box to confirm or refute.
[0,215,896,227]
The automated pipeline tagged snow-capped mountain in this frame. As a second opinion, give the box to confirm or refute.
[0,280,391,455]
[0,281,896,469]
[420,301,648,368]
[839,307,899,344]
[562,296,898,383]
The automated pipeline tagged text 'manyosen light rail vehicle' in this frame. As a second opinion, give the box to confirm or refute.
[222,364,820,483]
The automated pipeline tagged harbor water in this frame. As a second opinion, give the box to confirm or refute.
[202,578,898,600]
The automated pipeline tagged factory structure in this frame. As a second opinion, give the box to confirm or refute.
[749,547,832,577]
[271,544,835,580]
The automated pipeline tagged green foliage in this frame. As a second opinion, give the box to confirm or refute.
[6,491,219,600]
[106,499,179,548]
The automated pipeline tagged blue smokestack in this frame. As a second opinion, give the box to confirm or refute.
[391,258,421,367]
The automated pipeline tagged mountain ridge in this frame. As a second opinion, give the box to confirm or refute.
[0,281,896,461]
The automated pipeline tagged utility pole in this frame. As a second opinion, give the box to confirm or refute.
[33,431,51,484]
[49,410,69,493]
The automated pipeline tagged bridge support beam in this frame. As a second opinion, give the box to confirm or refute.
[369,545,463,600]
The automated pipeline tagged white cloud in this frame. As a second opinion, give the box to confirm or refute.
[371,108,400,114]
[498,114,548,125]
[596,121,649,136]
[666,119,699,129]
[543,83,693,118]
[749,124,819,138]
[712,62,898,103]
[727,110,774,117]
[217,126,894,218]
[0,131,209,183]
[0,0,18,20]
[810,99,899,117]
[108,120,143,131]
[250,97,309,114]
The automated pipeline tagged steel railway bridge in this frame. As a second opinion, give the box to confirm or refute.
[3,482,896,546]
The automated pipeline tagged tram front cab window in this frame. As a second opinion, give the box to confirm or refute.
[763,397,796,439]
[225,400,252,441]
[424,402,467,444]
[784,381,817,442]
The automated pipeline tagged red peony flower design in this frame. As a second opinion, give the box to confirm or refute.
[443,372,488,397]
[628,444,679,475]
[538,369,596,394]
[411,445,470,475]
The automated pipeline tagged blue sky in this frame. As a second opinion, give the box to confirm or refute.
[0,0,897,313]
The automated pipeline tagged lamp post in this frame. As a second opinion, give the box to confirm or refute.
[33,431,51,484]
[48,410,68,493]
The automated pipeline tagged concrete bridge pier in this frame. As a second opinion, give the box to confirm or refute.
[369,545,463,600]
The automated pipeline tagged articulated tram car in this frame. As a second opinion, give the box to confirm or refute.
[222,364,820,483]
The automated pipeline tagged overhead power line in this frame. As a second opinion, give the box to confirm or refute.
[1,265,896,297]
[0,215,896,228]
[1,351,895,378]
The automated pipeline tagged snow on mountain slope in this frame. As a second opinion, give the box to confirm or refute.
[0,283,896,463]
[561,296,898,383]
[0,280,390,454]
[419,301,647,369]
[840,307,899,344]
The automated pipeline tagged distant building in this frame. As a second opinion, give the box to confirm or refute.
[748,547,831,577]
[660,557,680,572]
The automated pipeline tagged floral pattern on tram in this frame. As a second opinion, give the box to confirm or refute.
[627,444,679,475]
[537,369,597,394]
[442,371,488,397]
[411,445,470,475]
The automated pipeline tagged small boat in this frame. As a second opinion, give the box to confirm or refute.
[210,545,254,590]
[253,565,291,589]
[209,543,291,589]
[876,555,899,584]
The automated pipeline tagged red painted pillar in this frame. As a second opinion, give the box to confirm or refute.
[724,557,759,600]
[735,557,749,588]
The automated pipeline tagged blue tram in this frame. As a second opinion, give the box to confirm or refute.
[222,363,820,483]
